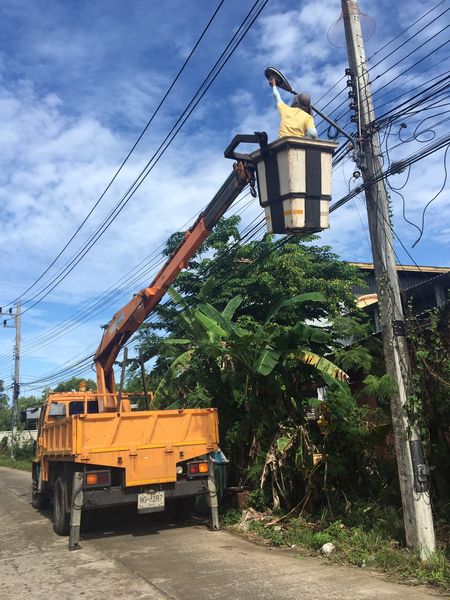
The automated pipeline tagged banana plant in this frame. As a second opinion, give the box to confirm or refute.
[152,287,348,406]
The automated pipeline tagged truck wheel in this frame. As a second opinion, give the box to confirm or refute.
[53,476,70,536]
[31,467,50,510]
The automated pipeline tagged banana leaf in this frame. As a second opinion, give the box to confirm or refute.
[197,303,234,335]
[291,322,330,344]
[265,292,325,324]
[164,338,191,345]
[297,351,349,382]
[153,350,194,407]
[222,294,243,321]
[194,309,229,338]
[254,347,282,375]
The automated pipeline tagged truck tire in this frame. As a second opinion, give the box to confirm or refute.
[31,466,50,510]
[53,476,70,536]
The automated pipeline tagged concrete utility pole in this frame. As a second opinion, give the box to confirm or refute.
[341,0,435,559]
[1,303,21,459]
[12,303,21,453]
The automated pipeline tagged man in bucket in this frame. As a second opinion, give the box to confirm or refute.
[269,76,318,140]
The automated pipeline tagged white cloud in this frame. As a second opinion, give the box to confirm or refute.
[0,72,256,387]
[250,1,343,79]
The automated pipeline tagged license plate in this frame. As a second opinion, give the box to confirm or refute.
[138,491,165,513]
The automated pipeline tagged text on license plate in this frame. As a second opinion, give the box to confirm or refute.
[138,491,165,512]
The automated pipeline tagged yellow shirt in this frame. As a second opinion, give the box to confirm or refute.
[277,101,315,139]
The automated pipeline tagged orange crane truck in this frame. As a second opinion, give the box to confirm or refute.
[30,159,255,549]
[29,130,337,549]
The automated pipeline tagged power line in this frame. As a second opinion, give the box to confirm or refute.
[14,0,447,319]
[0,190,253,368]
[14,110,446,384]
[4,0,227,309]
[18,70,446,377]
[374,69,450,116]
[8,0,270,321]
[367,34,450,104]
[21,205,293,388]
[375,76,450,127]
[21,122,449,387]
[364,5,450,77]
[17,198,264,383]
[412,144,449,247]
[330,133,450,212]
[326,9,450,129]
[20,215,269,388]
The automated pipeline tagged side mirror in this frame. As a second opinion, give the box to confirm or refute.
[48,403,66,417]
[27,406,42,419]
[22,406,43,429]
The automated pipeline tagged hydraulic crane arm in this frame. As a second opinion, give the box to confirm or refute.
[94,166,253,405]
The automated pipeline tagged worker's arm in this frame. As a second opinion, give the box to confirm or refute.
[269,77,283,106]
[306,126,318,139]
[305,114,318,139]
[272,84,282,105]
[270,78,318,138]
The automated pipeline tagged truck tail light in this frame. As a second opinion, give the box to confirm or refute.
[85,470,111,487]
[188,462,209,476]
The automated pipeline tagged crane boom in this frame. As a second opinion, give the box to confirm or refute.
[94,167,253,407]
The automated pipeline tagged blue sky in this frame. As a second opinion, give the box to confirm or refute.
[0,0,448,397]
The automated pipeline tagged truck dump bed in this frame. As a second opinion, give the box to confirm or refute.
[38,392,219,487]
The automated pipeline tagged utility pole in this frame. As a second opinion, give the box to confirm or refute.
[1,303,21,459]
[340,0,435,559]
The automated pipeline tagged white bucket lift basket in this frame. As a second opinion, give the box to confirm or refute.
[249,137,338,234]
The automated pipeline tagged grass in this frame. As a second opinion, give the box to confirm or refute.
[222,505,450,592]
[0,455,32,472]
[0,438,35,471]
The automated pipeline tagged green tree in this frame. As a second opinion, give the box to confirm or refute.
[129,216,394,511]
[18,395,41,409]
[152,287,353,508]
[154,288,347,406]
[0,380,11,430]
[53,377,96,393]
[133,216,363,389]
[408,305,450,505]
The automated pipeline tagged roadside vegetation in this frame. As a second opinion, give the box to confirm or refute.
[0,455,32,471]
[0,376,94,473]
[0,437,34,471]
[222,503,450,591]
[0,380,41,472]
[125,216,449,589]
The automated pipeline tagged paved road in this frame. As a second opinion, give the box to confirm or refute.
[0,466,444,600]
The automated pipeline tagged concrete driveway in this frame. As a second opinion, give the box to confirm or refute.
[0,466,444,600]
